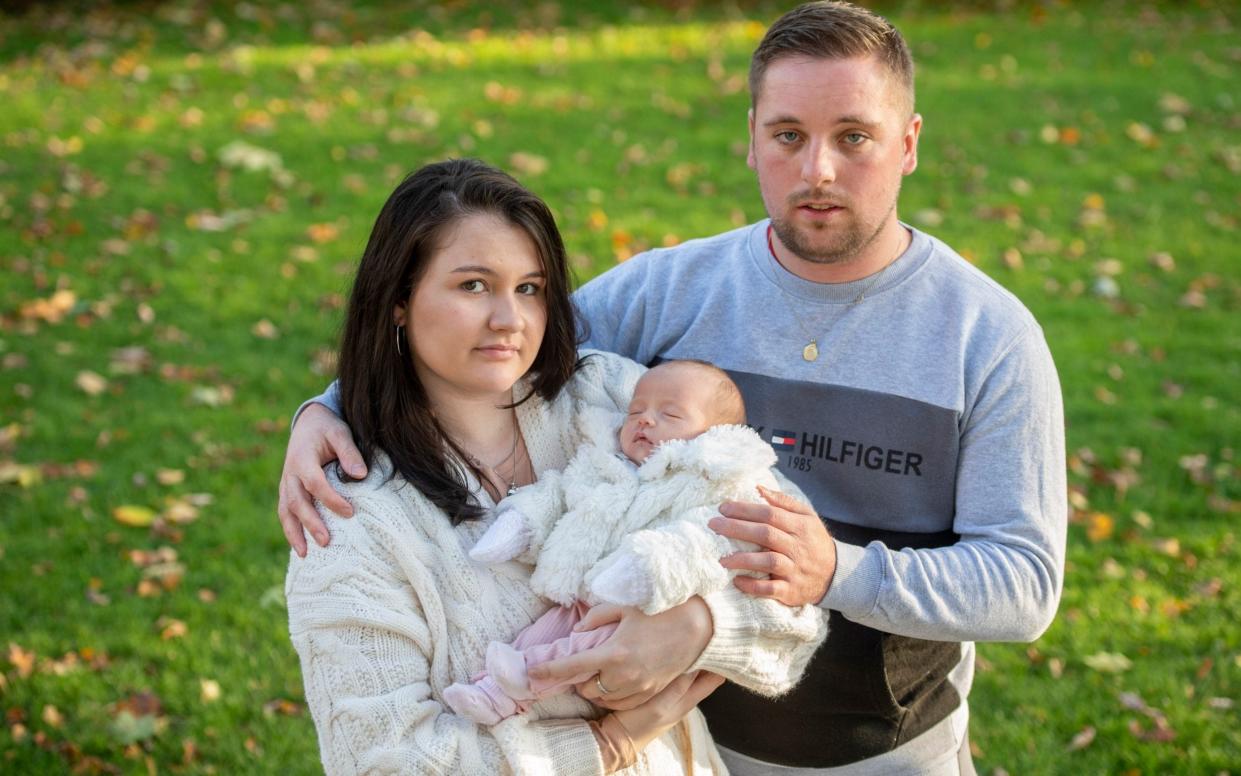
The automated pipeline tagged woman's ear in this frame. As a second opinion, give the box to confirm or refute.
[393,301,407,327]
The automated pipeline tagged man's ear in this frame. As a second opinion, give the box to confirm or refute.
[746,108,757,170]
[901,113,923,176]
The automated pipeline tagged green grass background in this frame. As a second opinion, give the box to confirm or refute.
[1,1,1237,773]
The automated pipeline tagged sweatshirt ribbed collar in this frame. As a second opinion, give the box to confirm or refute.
[747,219,932,305]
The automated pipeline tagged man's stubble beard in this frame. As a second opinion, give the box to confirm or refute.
[769,183,901,267]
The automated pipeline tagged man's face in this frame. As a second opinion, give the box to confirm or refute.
[748,55,921,267]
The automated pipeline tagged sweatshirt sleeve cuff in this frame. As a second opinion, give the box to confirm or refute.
[688,588,755,678]
[291,381,342,430]
[820,539,883,618]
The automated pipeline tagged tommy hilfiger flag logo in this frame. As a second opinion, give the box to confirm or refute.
[770,430,797,451]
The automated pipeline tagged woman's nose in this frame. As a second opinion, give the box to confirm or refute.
[489,293,524,331]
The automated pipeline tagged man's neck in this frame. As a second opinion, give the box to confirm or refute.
[771,220,912,285]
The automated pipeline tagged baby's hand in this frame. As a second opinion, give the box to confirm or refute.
[470,507,531,563]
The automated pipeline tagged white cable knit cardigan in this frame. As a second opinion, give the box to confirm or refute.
[286,351,827,775]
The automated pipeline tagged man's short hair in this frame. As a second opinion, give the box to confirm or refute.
[749,1,915,115]
[656,359,747,426]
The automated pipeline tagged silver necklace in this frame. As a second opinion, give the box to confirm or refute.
[465,407,522,498]
[768,226,899,362]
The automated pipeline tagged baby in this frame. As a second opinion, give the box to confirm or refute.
[443,359,826,724]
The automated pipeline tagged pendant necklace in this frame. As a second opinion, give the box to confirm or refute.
[767,225,898,362]
[464,401,523,499]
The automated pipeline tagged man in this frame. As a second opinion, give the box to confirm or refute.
[279,2,1066,773]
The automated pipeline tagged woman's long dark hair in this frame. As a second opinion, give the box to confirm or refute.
[337,159,582,524]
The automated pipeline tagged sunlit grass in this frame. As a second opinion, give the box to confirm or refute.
[1,1,1237,773]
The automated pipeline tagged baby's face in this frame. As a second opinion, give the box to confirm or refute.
[619,366,718,463]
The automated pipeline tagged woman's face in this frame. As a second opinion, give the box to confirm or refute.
[396,213,548,404]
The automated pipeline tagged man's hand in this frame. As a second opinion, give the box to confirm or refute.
[278,403,366,557]
[710,485,836,607]
[526,598,713,711]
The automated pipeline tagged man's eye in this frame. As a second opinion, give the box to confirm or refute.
[843,132,868,145]
[776,131,800,144]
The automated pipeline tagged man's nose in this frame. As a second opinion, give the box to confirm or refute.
[801,138,837,187]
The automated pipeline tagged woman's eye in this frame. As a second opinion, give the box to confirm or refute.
[517,282,542,295]
[461,279,485,292]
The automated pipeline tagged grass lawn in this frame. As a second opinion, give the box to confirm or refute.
[1,1,1237,773]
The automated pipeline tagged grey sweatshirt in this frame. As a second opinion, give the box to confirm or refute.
[573,221,1066,769]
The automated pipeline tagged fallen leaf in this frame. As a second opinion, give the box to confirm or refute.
[129,547,178,568]
[76,371,109,396]
[110,346,152,375]
[1086,512,1114,542]
[157,618,187,640]
[261,698,303,717]
[41,705,64,728]
[306,222,339,243]
[1125,122,1158,148]
[1066,725,1095,751]
[218,140,284,173]
[1151,537,1181,556]
[112,505,156,527]
[20,289,77,323]
[190,385,235,407]
[200,679,221,703]
[259,584,285,609]
[156,469,184,485]
[162,497,199,524]
[1084,651,1132,673]
[1128,717,1176,742]
[509,151,548,176]
[110,710,158,745]
[252,319,279,339]
[8,643,36,678]
[115,691,163,717]
[0,462,42,488]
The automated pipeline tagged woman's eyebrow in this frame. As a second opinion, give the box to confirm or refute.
[449,265,546,279]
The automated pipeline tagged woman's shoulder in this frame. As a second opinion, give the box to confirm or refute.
[316,451,443,539]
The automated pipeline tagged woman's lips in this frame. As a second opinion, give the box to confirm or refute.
[476,345,519,360]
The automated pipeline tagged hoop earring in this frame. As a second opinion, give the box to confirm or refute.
[395,324,405,356]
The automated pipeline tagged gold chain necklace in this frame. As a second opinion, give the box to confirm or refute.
[767,225,898,362]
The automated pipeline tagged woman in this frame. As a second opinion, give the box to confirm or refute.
[285,159,823,774]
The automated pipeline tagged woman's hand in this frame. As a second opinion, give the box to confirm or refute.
[593,671,723,772]
[278,403,367,557]
[526,598,713,711]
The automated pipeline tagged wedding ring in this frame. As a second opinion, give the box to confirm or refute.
[595,676,613,696]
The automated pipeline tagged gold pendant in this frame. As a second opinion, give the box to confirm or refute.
[802,341,819,362]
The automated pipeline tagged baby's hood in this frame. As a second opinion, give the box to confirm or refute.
[639,424,776,481]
